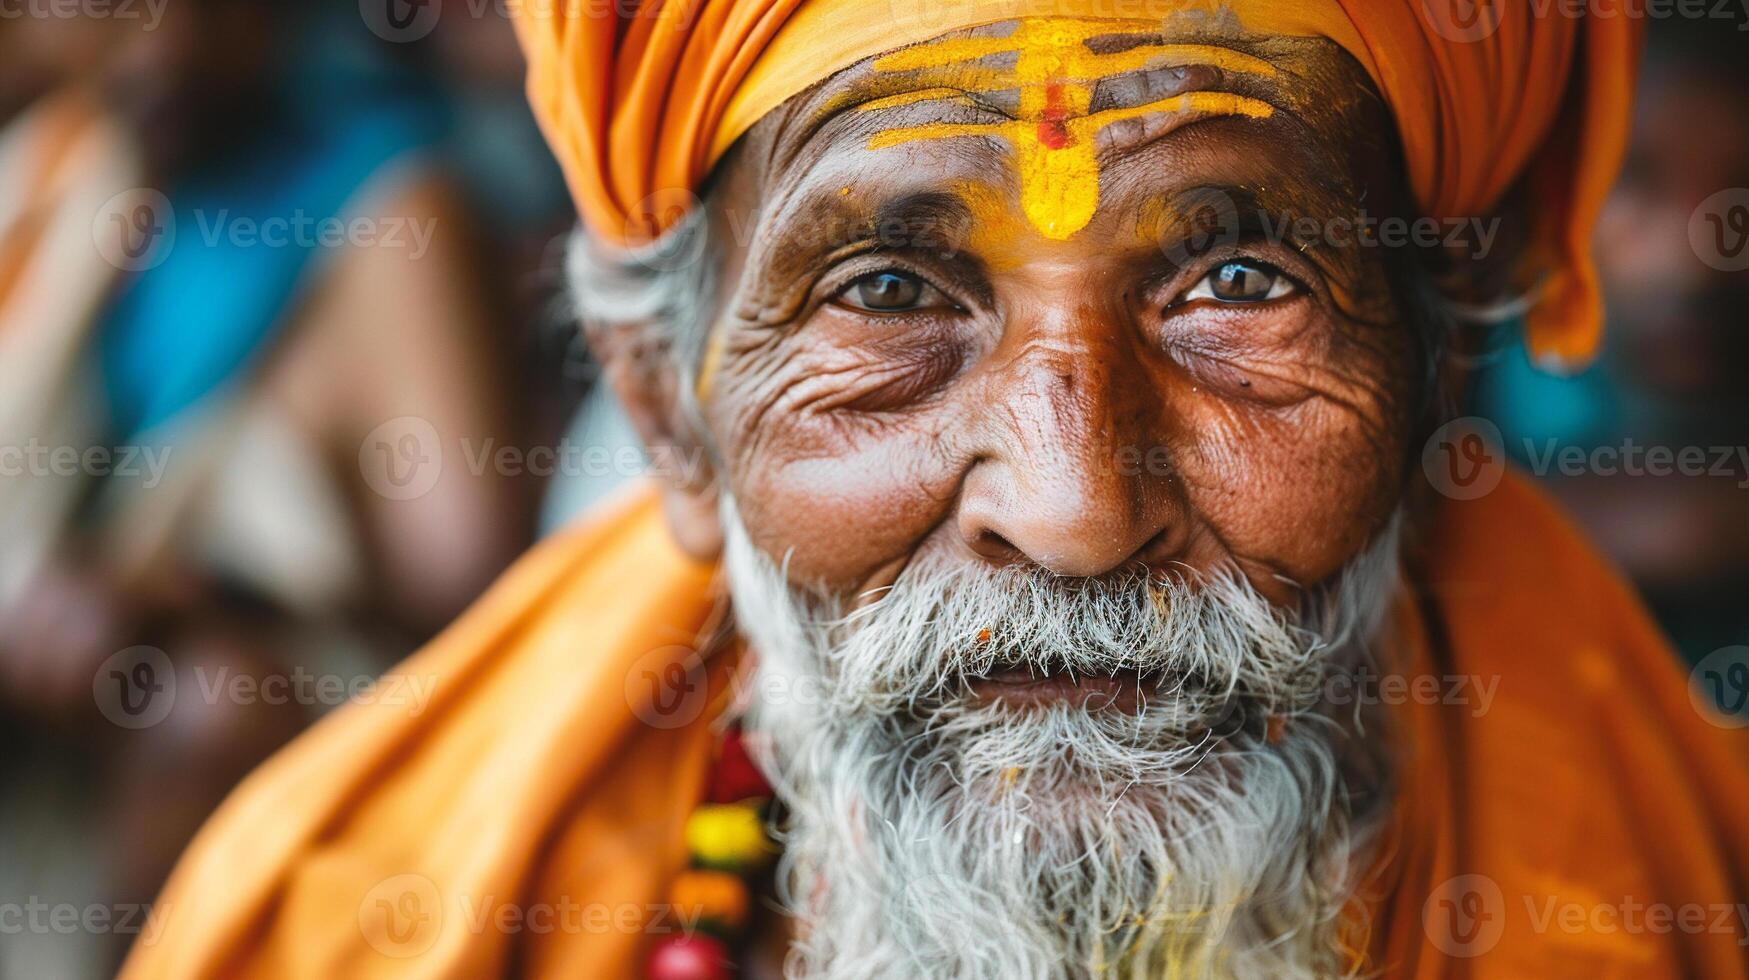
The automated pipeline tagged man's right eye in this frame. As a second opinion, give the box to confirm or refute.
[835,270,942,313]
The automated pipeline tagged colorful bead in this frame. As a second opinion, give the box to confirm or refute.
[670,869,751,933]
[685,802,771,873]
[707,728,772,803]
[645,933,734,980]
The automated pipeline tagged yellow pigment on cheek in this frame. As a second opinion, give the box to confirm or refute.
[862,19,1277,241]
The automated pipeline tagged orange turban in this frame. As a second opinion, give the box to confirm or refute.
[511,0,1640,367]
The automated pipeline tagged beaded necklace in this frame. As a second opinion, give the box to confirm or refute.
[644,724,776,979]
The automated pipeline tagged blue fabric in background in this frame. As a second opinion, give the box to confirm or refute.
[96,17,445,442]
[1470,323,1623,459]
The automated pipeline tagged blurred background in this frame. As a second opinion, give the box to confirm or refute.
[0,4,1744,976]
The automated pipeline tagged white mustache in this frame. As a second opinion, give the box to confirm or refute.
[764,549,1337,727]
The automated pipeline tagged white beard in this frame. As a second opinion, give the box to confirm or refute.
[721,498,1402,980]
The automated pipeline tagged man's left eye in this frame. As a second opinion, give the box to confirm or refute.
[1184,260,1298,304]
[835,270,945,313]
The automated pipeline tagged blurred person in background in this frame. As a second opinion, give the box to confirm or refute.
[417,6,593,513]
[1473,15,1749,665]
[0,2,110,122]
[0,2,534,973]
[414,9,650,531]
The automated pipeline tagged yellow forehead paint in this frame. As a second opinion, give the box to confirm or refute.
[863,19,1276,240]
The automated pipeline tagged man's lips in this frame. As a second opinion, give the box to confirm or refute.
[966,666,1151,712]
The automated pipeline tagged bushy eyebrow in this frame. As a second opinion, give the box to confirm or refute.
[869,191,978,249]
[760,189,978,266]
[748,188,982,307]
[1133,183,1388,323]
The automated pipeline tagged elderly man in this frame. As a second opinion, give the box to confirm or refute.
[124,2,1748,978]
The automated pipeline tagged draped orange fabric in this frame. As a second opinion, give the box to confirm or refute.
[123,474,1749,978]
[510,0,1638,367]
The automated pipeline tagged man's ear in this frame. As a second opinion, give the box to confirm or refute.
[586,322,723,562]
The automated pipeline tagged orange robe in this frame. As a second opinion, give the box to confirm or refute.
[121,474,1749,978]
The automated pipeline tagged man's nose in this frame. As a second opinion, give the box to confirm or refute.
[956,343,1189,577]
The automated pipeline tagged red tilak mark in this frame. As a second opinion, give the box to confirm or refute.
[1036,82,1071,150]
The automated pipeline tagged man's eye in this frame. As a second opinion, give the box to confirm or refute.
[1184,260,1298,304]
[837,270,939,312]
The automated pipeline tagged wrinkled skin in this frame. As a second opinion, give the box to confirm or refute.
[604,23,1426,621]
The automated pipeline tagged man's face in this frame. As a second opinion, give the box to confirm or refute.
[648,19,1424,976]
[700,20,1417,625]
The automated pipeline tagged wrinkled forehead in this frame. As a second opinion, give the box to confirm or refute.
[722,19,1394,252]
